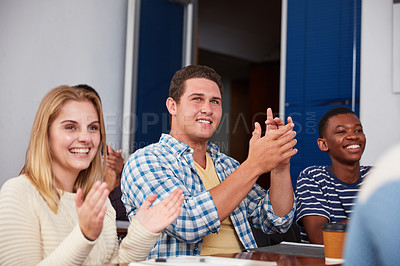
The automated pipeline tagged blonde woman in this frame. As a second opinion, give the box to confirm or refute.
[0,85,183,265]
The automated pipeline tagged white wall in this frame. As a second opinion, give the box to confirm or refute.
[360,0,400,165]
[0,0,127,185]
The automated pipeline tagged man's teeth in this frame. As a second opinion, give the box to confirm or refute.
[197,119,211,124]
[70,148,89,154]
[346,144,360,149]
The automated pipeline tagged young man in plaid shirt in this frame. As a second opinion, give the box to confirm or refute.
[121,65,298,259]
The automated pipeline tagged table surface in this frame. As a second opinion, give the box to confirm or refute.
[106,234,339,266]
[215,251,338,266]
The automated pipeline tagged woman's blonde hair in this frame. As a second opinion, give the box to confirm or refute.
[20,85,107,213]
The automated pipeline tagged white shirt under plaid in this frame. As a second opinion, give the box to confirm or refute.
[121,134,295,259]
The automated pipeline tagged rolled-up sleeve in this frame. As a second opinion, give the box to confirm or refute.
[246,184,295,234]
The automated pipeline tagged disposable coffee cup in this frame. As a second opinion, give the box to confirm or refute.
[322,223,347,265]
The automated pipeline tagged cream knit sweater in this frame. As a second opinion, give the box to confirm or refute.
[0,175,160,265]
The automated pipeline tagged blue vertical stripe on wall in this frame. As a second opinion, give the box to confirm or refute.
[134,0,184,151]
[286,0,361,186]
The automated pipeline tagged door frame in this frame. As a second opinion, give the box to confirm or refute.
[121,0,197,157]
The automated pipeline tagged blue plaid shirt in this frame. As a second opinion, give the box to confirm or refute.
[121,134,295,259]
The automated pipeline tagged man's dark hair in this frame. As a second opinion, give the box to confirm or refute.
[169,65,223,103]
[318,107,357,138]
[73,84,101,102]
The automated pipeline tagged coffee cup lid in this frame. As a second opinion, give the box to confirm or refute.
[322,223,347,232]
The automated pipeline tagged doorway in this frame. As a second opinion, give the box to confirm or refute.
[197,0,283,189]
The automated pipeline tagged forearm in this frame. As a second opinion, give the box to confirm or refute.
[118,219,160,263]
[302,215,329,244]
[40,225,96,265]
[209,160,260,221]
[269,163,294,217]
[306,227,324,244]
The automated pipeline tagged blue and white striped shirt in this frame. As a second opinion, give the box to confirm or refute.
[294,165,371,242]
[121,134,295,258]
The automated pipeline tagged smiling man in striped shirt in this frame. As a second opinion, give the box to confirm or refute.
[295,107,371,244]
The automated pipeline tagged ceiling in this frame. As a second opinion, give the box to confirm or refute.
[198,0,282,63]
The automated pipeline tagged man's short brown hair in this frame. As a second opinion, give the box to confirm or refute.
[169,65,224,103]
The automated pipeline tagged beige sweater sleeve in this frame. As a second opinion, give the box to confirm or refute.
[0,177,96,266]
[116,218,161,263]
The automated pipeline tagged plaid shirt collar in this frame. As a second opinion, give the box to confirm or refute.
[160,133,219,158]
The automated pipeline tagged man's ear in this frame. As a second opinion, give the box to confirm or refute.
[166,97,177,115]
[317,138,328,152]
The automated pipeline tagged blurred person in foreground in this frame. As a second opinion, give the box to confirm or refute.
[344,143,400,265]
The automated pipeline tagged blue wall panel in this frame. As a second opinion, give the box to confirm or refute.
[286,0,361,186]
[134,0,184,151]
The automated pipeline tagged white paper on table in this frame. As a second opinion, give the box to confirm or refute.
[129,256,277,266]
